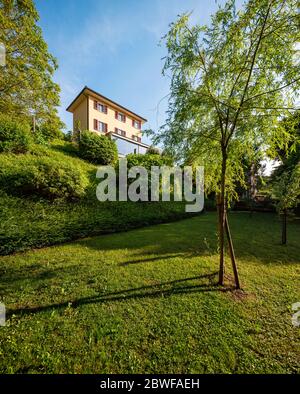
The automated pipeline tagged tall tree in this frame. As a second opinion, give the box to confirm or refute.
[271,163,300,244]
[0,0,63,132]
[153,0,300,288]
[270,113,300,244]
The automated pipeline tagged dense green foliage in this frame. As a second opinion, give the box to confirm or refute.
[37,122,64,141]
[0,114,32,153]
[0,213,299,373]
[0,0,63,130]
[0,191,190,255]
[0,140,193,255]
[0,153,88,201]
[270,113,300,212]
[271,164,300,213]
[126,153,173,170]
[78,131,118,165]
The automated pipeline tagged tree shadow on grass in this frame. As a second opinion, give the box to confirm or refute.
[73,212,300,265]
[118,253,190,266]
[7,271,231,318]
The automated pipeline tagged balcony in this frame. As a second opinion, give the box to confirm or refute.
[108,131,149,156]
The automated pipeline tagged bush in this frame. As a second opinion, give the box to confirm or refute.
[37,122,64,141]
[146,145,160,155]
[0,114,32,153]
[125,153,173,171]
[0,153,89,200]
[78,131,118,165]
[0,191,193,255]
[0,139,200,255]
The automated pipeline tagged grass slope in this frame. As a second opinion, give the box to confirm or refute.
[0,212,299,373]
[0,141,192,255]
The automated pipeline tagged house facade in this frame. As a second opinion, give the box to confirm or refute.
[66,86,149,156]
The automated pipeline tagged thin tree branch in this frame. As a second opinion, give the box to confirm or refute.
[242,77,300,105]
[226,1,273,147]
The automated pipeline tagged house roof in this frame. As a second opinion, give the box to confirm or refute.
[66,86,147,122]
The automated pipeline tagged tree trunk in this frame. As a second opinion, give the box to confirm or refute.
[282,209,287,245]
[225,214,241,289]
[218,152,227,286]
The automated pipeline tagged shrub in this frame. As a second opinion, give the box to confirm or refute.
[0,153,89,200]
[146,145,161,155]
[0,192,192,255]
[78,131,118,165]
[125,153,173,171]
[37,122,64,141]
[0,114,32,153]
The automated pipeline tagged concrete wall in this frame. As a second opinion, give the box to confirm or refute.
[72,96,88,131]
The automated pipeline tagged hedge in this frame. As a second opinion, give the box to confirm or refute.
[78,131,118,165]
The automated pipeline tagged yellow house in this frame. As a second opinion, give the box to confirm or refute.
[66,86,149,156]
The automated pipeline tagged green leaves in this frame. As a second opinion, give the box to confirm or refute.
[0,0,63,130]
[0,113,32,153]
[156,0,300,202]
[78,131,118,165]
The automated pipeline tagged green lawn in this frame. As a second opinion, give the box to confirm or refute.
[0,212,299,373]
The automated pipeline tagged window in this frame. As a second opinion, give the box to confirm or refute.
[132,135,141,142]
[115,111,126,122]
[115,127,126,137]
[98,103,107,113]
[94,100,107,114]
[94,119,108,133]
[132,119,141,129]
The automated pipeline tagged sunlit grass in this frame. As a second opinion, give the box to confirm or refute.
[0,212,299,373]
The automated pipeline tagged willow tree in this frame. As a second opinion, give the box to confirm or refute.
[153,0,300,288]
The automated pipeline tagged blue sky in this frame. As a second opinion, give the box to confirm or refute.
[35,0,241,144]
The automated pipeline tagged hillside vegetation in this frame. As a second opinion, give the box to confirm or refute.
[0,139,192,255]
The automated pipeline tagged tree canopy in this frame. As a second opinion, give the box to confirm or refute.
[0,0,63,132]
[271,113,300,214]
[155,0,299,197]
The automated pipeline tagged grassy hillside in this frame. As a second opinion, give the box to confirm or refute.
[0,212,299,373]
[0,140,194,255]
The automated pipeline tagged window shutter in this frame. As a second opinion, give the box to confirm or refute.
[105,105,108,114]
[132,119,134,127]
[138,121,141,130]
[94,100,97,110]
[105,123,108,133]
[94,119,98,130]
[123,115,126,123]
[115,111,118,119]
